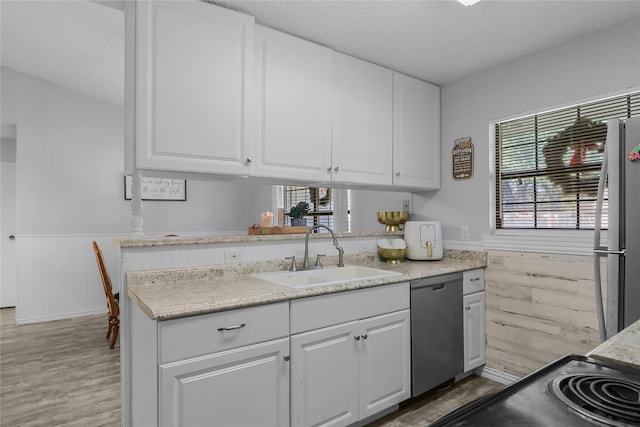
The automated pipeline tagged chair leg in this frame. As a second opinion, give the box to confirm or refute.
[110,320,120,349]
[106,321,113,339]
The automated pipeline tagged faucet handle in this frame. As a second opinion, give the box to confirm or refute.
[285,256,297,271]
[315,254,326,268]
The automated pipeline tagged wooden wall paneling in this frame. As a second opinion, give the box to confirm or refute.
[484,250,606,377]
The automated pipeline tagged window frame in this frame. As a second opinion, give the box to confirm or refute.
[275,185,350,233]
[487,87,640,253]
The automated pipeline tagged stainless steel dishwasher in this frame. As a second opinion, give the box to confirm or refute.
[411,272,464,396]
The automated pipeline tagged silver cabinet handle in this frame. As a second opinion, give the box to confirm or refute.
[395,172,400,176]
[362,334,367,340]
[334,166,339,172]
[284,355,290,362]
[327,166,332,172]
[466,306,471,311]
[9,235,15,240]
[246,157,252,164]
[470,277,480,282]
[217,323,246,332]
[354,336,361,341]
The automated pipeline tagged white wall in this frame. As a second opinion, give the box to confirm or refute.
[415,17,640,244]
[350,189,413,233]
[0,67,273,322]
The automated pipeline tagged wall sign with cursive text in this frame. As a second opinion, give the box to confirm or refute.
[124,176,187,201]
[452,137,474,180]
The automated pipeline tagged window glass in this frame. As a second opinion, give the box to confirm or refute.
[279,186,350,232]
[494,91,639,230]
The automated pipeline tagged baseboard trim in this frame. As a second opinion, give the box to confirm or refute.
[477,365,520,385]
[16,308,105,325]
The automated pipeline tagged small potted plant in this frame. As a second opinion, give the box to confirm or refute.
[288,201,309,226]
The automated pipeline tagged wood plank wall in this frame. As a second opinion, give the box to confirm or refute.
[485,250,606,377]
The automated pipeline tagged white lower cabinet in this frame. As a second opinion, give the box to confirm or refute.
[463,291,485,372]
[358,310,412,420]
[291,321,359,427]
[462,269,486,372]
[157,302,290,427]
[159,338,289,427]
[291,308,411,427]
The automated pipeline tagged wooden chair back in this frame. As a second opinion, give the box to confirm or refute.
[92,241,119,349]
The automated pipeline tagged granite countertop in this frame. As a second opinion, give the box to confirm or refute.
[588,319,640,370]
[118,230,403,248]
[127,250,487,321]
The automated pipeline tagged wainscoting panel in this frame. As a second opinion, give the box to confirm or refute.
[15,234,125,324]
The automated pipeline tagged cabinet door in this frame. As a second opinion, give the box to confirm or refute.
[358,310,411,419]
[253,25,333,182]
[332,53,393,185]
[159,338,289,427]
[134,1,253,174]
[463,291,486,372]
[290,322,359,427]
[392,73,440,189]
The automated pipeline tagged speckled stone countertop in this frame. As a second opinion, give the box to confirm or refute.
[588,319,640,370]
[127,249,487,321]
[118,230,403,248]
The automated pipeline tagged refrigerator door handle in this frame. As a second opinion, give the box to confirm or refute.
[592,119,618,343]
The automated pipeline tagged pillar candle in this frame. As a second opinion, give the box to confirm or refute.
[261,211,273,227]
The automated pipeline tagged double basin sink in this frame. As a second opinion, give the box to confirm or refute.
[252,265,402,289]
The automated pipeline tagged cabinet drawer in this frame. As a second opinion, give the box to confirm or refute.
[290,282,409,334]
[159,302,289,363]
[463,269,485,295]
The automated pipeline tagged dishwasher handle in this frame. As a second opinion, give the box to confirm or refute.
[411,281,451,291]
[410,272,463,290]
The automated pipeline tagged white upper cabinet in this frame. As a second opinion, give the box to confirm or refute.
[252,25,333,182]
[331,53,393,186]
[392,73,441,190]
[132,1,254,175]
[126,2,442,190]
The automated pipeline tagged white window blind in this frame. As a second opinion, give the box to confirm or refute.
[280,186,350,232]
[495,91,640,230]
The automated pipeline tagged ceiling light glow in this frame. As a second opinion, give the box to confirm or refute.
[458,0,482,6]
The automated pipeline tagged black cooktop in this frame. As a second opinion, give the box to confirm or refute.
[429,354,640,427]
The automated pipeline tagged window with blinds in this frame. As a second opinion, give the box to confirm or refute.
[495,91,640,230]
[280,186,350,232]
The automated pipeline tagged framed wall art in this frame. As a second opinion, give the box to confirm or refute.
[124,176,187,201]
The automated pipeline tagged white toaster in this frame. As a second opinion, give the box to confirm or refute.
[404,221,443,261]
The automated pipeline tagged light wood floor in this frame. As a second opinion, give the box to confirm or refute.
[0,308,120,427]
[0,307,501,427]
[368,375,502,427]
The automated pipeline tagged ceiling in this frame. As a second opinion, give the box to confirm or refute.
[2,0,639,108]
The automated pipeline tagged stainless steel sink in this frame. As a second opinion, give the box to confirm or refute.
[251,265,402,289]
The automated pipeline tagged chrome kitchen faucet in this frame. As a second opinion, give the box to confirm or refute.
[302,225,344,270]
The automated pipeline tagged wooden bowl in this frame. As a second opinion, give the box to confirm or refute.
[377,211,410,232]
[377,247,406,264]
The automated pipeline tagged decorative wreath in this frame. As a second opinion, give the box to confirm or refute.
[541,117,607,195]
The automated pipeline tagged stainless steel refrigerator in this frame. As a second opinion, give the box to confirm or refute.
[594,116,640,341]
